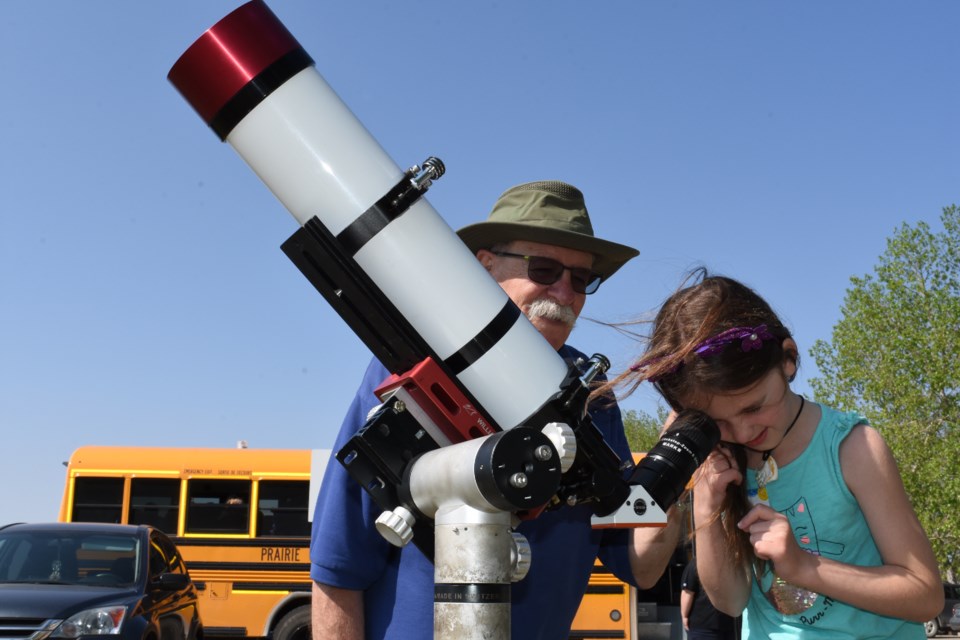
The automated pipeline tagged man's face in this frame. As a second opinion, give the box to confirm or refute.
[477,240,593,350]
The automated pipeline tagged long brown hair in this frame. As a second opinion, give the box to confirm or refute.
[597,268,798,568]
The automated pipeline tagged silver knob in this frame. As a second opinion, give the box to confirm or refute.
[541,422,577,473]
[509,532,532,582]
[375,506,416,547]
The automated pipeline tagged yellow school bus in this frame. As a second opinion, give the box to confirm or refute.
[60,446,326,640]
[60,445,657,639]
[568,450,689,640]
[570,560,637,639]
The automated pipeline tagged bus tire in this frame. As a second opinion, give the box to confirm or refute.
[273,605,311,640]
[160,619,182,640]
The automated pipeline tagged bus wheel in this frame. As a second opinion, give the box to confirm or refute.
[273,605,311,640]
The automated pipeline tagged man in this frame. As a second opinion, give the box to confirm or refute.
[310,180,682,639]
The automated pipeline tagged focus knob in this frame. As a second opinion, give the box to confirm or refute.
[375,506,416,547]
[510,531,532,582]
[541,422,577,473]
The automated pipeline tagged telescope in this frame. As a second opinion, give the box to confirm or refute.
[168,2,718,637]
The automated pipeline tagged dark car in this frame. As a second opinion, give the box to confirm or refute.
[925,582,960,638]
[949,602,960,633]
[0,522,202,640]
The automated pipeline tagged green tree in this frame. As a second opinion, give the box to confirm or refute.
[809,204,960,580]
[622,406,670,452]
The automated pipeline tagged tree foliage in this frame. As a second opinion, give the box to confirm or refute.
[623,406,670,452]
[809,205,960,580]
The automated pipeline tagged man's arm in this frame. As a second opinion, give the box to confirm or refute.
[312,582,364,640]
[310,359,391,640]
[628,506,682,589]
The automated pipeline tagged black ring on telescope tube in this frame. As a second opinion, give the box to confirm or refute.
[331,168,525,376]
[443,301,522,376]
[209,47,314,141]
[336,169,427,255]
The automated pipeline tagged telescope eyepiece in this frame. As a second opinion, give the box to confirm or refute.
[630,409,720,511]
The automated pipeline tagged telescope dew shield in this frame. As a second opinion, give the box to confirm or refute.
[168,0,568,430]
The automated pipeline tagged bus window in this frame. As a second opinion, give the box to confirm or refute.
[130,478,180,534]
[257,480,310,537]
[185,479,250,534]
[72,477,123,524]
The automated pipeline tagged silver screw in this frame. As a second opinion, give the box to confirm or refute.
[534,445,554,461]
[509,473,528,488]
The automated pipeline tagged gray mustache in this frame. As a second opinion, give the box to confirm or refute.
[525,299,576,326]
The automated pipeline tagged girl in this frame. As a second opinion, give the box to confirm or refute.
[603,270,942,638]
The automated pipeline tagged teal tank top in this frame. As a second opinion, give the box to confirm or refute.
[742,403,925,639]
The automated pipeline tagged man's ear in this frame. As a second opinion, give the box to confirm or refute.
[476,249,495,272]
[782,338,799,382]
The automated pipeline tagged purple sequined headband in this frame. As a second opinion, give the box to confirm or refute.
[630,324,777,378]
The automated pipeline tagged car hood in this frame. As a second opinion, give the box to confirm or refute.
[0,584,138,618]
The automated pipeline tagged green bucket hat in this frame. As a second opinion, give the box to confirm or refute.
[456,180,639,280]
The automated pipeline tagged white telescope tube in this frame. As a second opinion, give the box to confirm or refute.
[168,0,569,429]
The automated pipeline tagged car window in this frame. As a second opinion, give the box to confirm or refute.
[149,531,187,579]
[0,531,137,586]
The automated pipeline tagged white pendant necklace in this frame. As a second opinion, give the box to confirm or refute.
[753,396,804,504]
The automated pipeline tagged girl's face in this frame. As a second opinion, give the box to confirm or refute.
[682,361,796,451]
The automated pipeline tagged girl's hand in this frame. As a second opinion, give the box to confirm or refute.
[738,504,811,582]
[693,444,741,514]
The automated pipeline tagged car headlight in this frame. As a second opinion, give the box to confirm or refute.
[52,606,127,637]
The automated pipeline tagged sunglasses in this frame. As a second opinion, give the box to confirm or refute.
[492,251,603,294]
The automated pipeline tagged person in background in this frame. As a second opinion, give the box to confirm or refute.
[681,552,738,640]
[310,181,685,639]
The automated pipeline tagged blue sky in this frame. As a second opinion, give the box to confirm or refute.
[2,1,957,524]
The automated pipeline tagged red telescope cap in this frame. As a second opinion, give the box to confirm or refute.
[168,0,313,140]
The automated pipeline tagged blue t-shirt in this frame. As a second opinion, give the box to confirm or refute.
[310,345,636,639]
[743,404,924,639]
